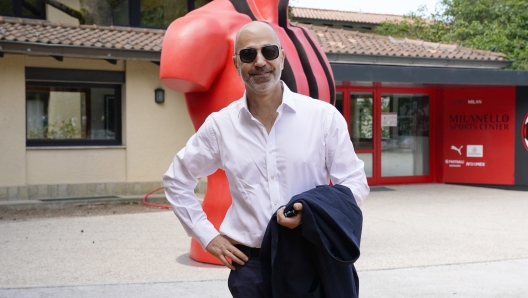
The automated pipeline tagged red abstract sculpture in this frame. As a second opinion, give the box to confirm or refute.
[160,0,335,264]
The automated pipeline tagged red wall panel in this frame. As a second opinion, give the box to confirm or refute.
[443,87,516,185]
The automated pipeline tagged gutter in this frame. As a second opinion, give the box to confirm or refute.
[326,52,513,69]
[0,40,161,61]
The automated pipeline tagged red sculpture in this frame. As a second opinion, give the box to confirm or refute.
[160,0,335,264]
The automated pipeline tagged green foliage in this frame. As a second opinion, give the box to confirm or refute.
[375,0,528,70]
[139,0,211,27]
[28,119,82,139]
[288,0,300,21]
[0,0,13,14]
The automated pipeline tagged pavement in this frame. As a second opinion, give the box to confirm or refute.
[0,183,527,298]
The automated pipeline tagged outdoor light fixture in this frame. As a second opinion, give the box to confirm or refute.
[155,88,165,104]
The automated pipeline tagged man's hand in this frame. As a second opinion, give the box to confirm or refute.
[205,235,248,270]
[277,202,303,229]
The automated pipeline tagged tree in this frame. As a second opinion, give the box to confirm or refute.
[375,0,528,70]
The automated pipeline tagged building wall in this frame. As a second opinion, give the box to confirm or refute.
[0,54,195,198]
[515,87,528,186]
[26,149,127,184]
[124,60,195,182]
[0,54,26,187]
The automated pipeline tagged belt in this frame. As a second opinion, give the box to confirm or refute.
[235,244,261,258]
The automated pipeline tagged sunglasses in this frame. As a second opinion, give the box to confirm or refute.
[237,45,280,63]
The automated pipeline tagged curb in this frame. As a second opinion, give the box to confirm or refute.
[0,193,205,210]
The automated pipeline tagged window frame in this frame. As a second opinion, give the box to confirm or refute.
[127,0,207,28]
[1,0,46,19]
[25,68,124,147]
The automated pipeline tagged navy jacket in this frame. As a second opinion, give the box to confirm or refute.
[260,185,363,298]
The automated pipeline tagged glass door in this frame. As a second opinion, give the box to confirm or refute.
[380,93,430,179]
[337,88,376,185]
[337,86,434,185]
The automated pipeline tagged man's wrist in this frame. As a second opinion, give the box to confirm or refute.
[192,220,220,250]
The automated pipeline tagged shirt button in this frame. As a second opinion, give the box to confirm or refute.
[269,150,273,154]
[274,201,277,205]
[271,175,275,179]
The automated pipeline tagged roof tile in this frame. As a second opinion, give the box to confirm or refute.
[296,23,505,61]
[0,16,505,62]
[291,6,406,24]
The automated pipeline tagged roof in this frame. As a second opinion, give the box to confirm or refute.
[0,16,510,69]
[299,23,505,60]
[0,16,164,61]
[295,23,509,68]
[290,6,406,24]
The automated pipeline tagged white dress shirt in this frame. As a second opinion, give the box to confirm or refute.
[163,82,369,249]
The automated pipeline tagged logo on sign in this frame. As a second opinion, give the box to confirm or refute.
[467,145,483,158]
[466,162,485,167]
[450,145,463,155]
[445,159,465,167]
[523,113,528,152]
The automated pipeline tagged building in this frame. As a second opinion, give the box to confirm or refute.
[0,6,198,200]
[1,3,527,202]
[300,22,528,188]
[290,6,406,32]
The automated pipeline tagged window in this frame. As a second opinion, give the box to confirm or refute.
[113,0,211,28]
[0,0,46,19]
[26,68,124,147]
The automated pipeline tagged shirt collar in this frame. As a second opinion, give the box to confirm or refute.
[239,81,297,117]
[281,82,297,113]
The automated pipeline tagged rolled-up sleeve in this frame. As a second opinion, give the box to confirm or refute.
[163,115,222,248]
[325,109,370,206]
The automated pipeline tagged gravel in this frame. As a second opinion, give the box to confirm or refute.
[0,202,171,222]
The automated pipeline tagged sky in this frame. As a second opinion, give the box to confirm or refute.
[291,0,442,16]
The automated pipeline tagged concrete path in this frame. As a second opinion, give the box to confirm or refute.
[0,184,527,297]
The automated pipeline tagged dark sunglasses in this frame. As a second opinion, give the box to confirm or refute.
[237,45,280,63]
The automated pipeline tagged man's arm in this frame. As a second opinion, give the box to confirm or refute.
[325,109,370,206]
[163,116,248,269]
[163,116,221,248]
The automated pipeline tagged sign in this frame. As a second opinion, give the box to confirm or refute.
[443,87,515,185]
[467,145,483,158]
[381,112,397,127]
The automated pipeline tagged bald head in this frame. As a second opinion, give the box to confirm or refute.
[232,21,285,94]
[234,21,281,55]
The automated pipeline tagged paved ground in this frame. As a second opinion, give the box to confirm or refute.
[0,184,527,297]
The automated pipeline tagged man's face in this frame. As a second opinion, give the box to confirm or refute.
[233,24,284,93]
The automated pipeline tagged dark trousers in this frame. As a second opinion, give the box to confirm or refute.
[228,257,267,298]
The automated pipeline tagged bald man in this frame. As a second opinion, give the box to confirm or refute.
[163,21,369,297]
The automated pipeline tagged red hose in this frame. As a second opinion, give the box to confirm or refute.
[142,186,172,209]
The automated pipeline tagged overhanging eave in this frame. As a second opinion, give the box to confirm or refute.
[331,63,528,86]
[326,52,513,70]
[0,40,161,61]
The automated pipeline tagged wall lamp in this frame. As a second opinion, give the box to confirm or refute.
[155,88,165,104]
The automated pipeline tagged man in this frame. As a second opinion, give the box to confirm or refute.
[163,21,369,297]
[160,0,338,264]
